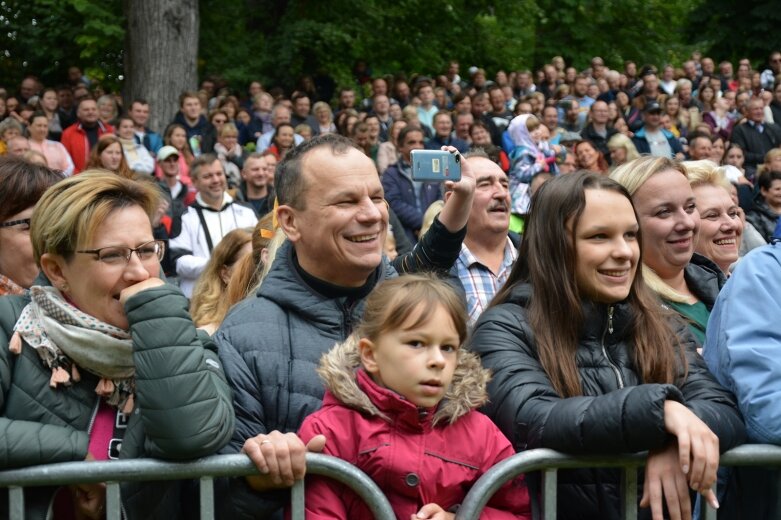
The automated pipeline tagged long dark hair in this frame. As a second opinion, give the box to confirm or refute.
[492,172,683,397]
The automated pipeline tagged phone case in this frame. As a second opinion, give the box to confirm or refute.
[411,150,462,182]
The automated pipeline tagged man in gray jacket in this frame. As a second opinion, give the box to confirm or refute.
[215,134,476,518]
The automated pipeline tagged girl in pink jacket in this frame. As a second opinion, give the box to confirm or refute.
[298,274,530,519]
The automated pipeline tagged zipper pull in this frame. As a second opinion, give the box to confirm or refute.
[607,306,614,335]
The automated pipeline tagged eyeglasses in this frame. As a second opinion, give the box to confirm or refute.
[76,240,165,266]
[0,218,31,229]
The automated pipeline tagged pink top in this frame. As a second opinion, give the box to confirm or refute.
[88,400,115,460]
[28,139,75,176]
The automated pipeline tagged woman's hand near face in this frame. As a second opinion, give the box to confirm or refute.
[663,401,720,501]
[118,278,166,307]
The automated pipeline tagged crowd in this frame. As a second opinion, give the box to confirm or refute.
[1,50,781,519]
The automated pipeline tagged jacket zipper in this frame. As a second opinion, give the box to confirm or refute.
[601,306,624,389]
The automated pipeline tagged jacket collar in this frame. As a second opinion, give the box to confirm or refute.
[317,335,490,427]
[193,192,232,211]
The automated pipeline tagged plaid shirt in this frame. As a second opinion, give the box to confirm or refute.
[455,237,518,325]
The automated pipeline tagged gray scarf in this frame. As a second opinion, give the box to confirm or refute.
[10,286,136,412]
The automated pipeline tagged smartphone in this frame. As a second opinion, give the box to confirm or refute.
[411,150,462,182]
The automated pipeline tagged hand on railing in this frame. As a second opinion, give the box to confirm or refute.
[663,401,720,498]
[242,430,327,490]
[72,453,106,520]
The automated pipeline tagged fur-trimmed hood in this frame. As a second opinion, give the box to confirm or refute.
[316,335,491,426]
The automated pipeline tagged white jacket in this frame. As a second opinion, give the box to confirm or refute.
[169,192,257,297]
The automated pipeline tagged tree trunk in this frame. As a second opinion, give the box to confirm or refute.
[123,0,199,134]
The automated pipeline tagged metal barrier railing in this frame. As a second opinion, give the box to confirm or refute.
[0,453,396,520]
[455,444,781,520]
[4,445,781,520]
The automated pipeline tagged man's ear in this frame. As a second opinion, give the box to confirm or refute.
[275,204,300,242]
[39,253,68,290]
[358,337,379,374]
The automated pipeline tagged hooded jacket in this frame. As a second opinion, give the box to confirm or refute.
[469,284,745,520]
[297,337,530,519]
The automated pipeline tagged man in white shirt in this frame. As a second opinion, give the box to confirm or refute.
[169,153,257,297]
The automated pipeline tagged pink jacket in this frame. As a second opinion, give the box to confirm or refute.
[298,338,530,519]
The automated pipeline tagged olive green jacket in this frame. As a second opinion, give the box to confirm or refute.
[0,283,234,519]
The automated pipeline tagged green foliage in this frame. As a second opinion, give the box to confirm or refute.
[0,0,123,90]
[686,0,781,66]
[532,0,701,70]
[3,0,778,100]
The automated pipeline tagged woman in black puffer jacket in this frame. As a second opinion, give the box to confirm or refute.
[470,172,745,520]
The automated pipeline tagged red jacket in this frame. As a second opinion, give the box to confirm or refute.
[60,121,114,173]
[297,338,530,519]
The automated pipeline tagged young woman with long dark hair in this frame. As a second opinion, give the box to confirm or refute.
[470,172,744,520]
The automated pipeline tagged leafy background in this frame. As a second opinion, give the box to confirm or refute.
[2,0,780,99]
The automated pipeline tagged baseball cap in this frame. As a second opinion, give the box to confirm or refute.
[157,145,180,162]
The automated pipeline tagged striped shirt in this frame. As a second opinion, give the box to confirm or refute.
[455,237,518,325]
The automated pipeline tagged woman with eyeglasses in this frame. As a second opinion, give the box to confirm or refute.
[0,170,234,519]
[0,157,63,296]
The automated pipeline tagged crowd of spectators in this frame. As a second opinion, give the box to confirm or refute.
[2,50,781,519]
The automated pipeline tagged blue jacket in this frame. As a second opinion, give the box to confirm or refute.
[381,160,443,243]
[425,134,470,153]
[704,242,781,443]
[632,126,683,157]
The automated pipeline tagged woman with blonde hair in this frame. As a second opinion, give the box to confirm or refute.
[224,214,276,310]
[312,101,336,135]
[684,160,743,274]
[607,133,641,169]
[190,227,253,334]
[612,156,724,344]
[0,170,233,518]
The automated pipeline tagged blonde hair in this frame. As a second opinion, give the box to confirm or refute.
[420,200,444,237]
[218,122,239,139]
[683,160,730,190]
[31,170,160,263]
[610,156,690,303]
[190,227,253,328]
[758,148,781,176]
[225,214,275,308]
[607,133,641,162]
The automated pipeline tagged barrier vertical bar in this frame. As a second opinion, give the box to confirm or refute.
[106,482,121,519]
[702,485,718,520]
[542,467,557,520]
[290,478,305,520]
[621,466,638,520]
[199,476,214,520]
[8,487,24,520]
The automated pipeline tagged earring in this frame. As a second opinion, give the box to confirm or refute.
[60,283,69,292]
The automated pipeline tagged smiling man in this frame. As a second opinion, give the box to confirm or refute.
[168,154,257,296]
[451,151,517,324]
[215,133,477,518]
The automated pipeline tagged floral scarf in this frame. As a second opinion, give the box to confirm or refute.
[10,286,136,413]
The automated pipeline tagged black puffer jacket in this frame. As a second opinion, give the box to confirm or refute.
[683,253,726,310]
[469,284,745,520]
[746,198,779,243]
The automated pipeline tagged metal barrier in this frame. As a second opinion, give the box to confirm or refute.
[455,444,781,520]
[0,453,396,520]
